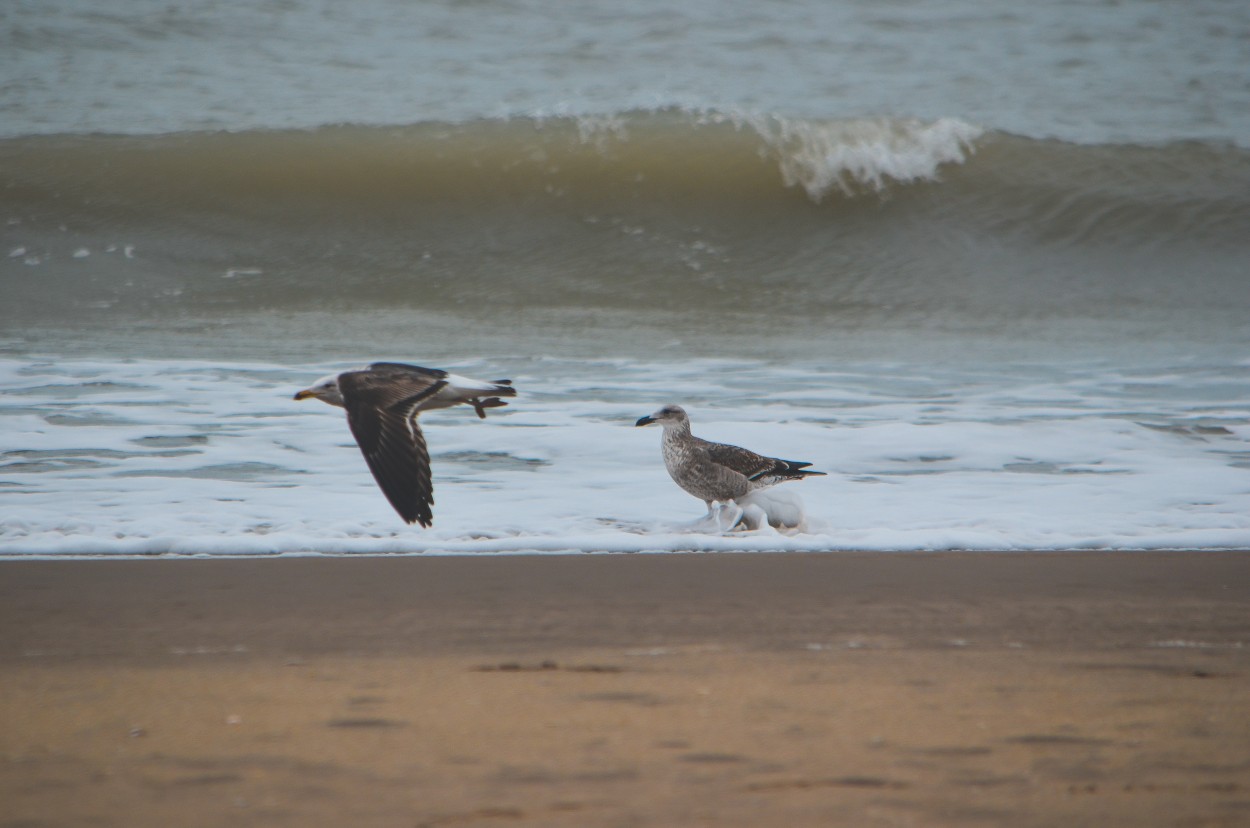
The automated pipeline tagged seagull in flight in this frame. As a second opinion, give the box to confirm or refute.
[295,362,515,527]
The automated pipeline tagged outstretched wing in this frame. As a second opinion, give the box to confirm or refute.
[338,366,448,526]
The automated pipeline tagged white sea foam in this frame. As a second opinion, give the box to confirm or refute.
[739,114,984,200]
[2,356,1248,557]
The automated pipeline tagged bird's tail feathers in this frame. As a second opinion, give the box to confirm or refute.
[750,460,826,484]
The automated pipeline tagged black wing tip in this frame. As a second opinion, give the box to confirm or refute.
[383,491,434,527]
[749,460,827,482]
[390,495,434,527]
[781,459,826,476]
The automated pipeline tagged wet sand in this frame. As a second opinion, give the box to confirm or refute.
[2,551,1248,827]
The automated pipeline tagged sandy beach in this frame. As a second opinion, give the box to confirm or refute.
[2,551,1248,827]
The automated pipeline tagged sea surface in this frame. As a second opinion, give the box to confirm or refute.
[3,0,1249,555]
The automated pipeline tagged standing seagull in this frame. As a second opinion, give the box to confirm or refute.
[295,362,516,527]
[635,404,824,524]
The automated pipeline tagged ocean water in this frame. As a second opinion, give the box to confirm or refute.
[3,0,1249,555]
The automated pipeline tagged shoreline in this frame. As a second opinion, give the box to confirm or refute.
[3,551,1248,826]
[2,544,1248,558]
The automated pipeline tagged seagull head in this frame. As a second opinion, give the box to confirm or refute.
[294,373,345,407]
[635,404,688,428]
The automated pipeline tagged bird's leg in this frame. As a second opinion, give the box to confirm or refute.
[714,500,744,532]
[471,397,507,418]
[708,501,722,526]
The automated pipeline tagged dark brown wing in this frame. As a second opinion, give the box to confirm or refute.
[338,366,448,526]
[702,439,823,484]
[700,439,778,479]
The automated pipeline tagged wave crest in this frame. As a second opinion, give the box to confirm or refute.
[565,108,984,201]
[2,111,1248,340]
[735,113,983,200]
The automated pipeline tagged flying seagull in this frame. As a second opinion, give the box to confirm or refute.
[295,362,516,527]
[635,404,824,523]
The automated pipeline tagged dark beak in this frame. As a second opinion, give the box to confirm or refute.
[635,415,656,427]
